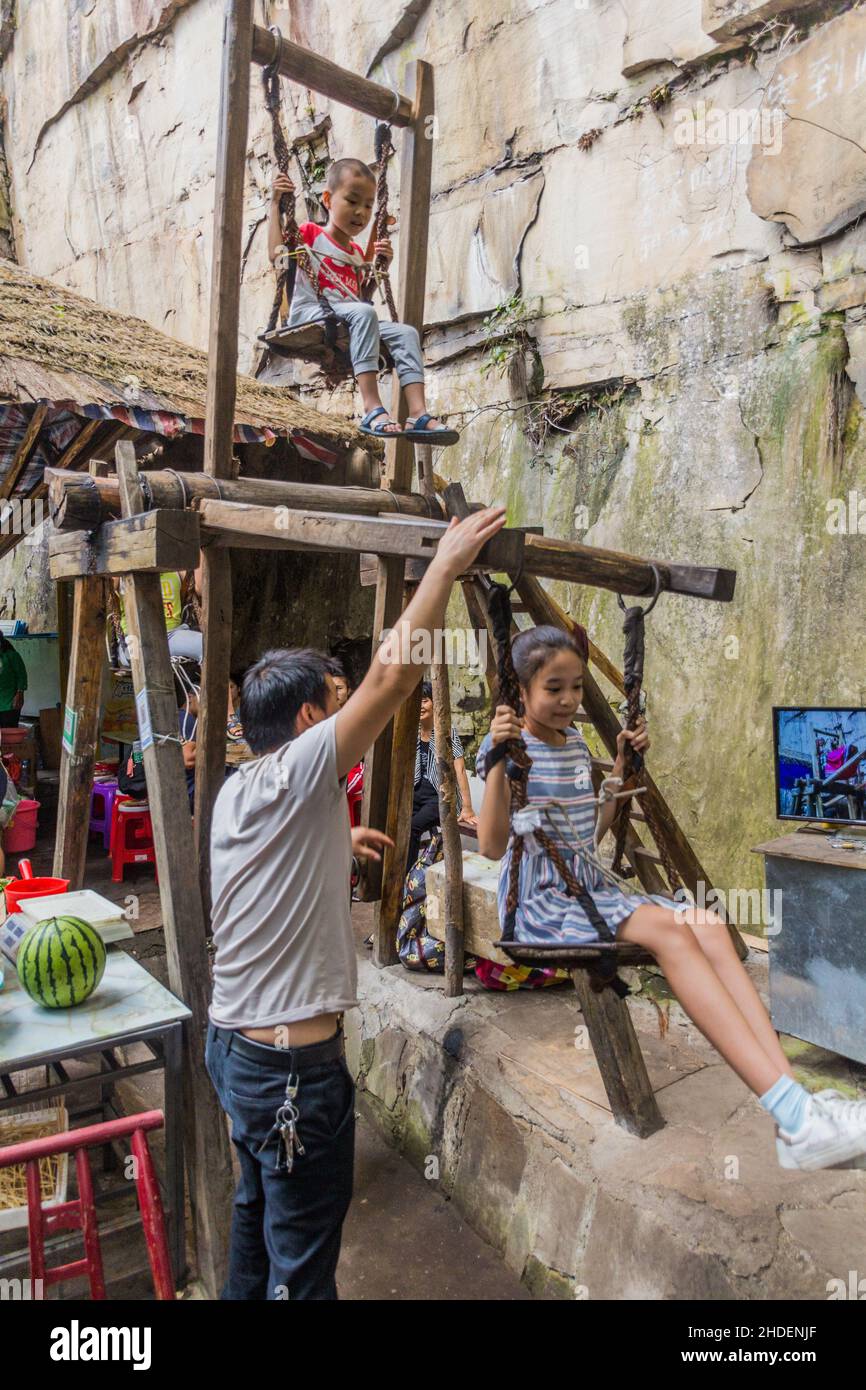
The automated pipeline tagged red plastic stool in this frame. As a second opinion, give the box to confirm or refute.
[110,795,158,883]
[0,1110,174,1299]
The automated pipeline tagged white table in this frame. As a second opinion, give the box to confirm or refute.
[0,947,190,1282]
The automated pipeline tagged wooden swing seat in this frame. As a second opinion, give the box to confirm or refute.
[258,321,395,376]
[495,940,655,970]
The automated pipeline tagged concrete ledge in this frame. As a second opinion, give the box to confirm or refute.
[347,952,866,1300]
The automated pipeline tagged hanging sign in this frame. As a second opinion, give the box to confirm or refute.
[61,705,78,756]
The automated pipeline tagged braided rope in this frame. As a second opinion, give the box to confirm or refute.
[369,123,398,321]
[609,580,682,894]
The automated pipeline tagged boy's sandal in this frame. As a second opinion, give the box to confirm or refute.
[359,407,403,437]
[402,413,460,445]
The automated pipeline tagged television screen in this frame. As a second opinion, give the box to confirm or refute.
[773,707,866,824]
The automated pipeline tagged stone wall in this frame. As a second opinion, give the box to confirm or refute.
[3,0,865,889]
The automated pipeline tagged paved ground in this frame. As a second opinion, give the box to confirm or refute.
[341,1110,534,1300]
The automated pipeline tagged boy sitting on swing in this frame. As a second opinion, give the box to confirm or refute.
[476,622,866,1173]
[269,163,457,445]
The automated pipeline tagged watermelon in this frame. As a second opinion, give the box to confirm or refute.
[17,915,106,1009]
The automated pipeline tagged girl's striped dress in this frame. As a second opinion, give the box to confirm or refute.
[477,726,676,945]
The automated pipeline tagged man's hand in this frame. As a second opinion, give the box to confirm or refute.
[490,704,522,747]
[351,826,394,863]
[11,691,24,713]
[457,809,478,828]
[271,172,296,204]
[431,507,507,582]
[373,237,394,264]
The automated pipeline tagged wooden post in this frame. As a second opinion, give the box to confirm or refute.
[359,558,410,908]
[55,580,73,718]
[115,443,232,1297]
[195,0,252,910]
[374,671,423,968]
[52,577,107,886]
[432,662,465,996]
[383,59,434,492]
[363,60,436,935]
[570,970,664,1138]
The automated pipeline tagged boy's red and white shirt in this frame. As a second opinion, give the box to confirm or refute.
[298,223,366,300]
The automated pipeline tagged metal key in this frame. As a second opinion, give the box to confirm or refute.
[274,1075,304,1173]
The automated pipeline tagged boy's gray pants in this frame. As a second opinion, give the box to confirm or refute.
[289,296,424,385]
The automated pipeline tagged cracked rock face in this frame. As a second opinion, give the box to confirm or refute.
[747,8,866,243]
[2,0,866,893]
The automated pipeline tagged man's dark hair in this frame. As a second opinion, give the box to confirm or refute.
[241,648,331,754]
[327,157,375,193]
[324,656,346,680]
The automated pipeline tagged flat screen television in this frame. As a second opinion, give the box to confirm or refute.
[773,707,866,825]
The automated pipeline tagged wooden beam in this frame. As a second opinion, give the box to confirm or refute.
[47,469,446,531]
[250,25,414,126]
[0,423,133,566]
[54,419,104,472]
[515,572,747,959]
[384,59,435,492]
[196,499,527,571]
[432,662,465,996]
[197,0,250,913]
[114,441,231,1297]
[0,403,48,500]
[44,473,735,601]
[52,577,107,887]
[523,534,736,602]
[48,511,201,581]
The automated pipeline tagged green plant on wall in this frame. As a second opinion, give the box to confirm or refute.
[481,293,539,378]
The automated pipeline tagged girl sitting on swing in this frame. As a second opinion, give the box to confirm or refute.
[476,622,866,1173]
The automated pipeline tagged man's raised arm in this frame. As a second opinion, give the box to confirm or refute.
[334,507,506,779]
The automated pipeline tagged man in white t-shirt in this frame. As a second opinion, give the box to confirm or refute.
[205,506,506,1300]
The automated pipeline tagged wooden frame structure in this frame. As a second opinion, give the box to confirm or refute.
[47,1,746,1285]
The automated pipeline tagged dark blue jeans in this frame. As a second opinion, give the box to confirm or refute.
[205,1023,355,1300]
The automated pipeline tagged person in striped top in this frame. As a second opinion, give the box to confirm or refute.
[477,624,866,1173]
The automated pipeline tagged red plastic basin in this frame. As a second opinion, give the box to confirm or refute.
[4,874,70,915]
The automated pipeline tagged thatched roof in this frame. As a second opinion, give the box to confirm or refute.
[0,257,360,447]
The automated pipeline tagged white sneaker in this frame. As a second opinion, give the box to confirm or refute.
[813,1090,866,1169]
[776,1091,866,1171]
